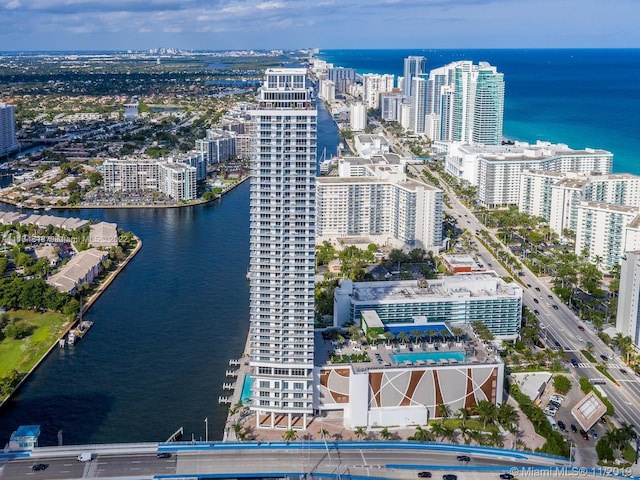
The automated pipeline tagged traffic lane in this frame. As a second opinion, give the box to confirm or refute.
[0,457,87,480]
[93,453,176,477]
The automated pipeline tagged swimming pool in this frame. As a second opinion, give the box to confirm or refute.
[240,374,253,403]
[391,351,466,364]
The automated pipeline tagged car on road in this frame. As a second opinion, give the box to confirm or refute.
[620,368,628,375]
[558,420,566,431]
[500,475,514,480]
[579,429,589,440]
[601,354,609,361]
[577,335,584,342]
[553,305,559,310]
[157,452,172,458]
[456,455,471,462]
[554,340,561,347]
[527,284,532,288]
[535,287,540,291]
[534,309,540,315]
[578,325,585,331]
[571,424,578,433]
[534,298,539,303]
[571,359,579,367]
[32,464,48,471]
[418,472,432,478]
[443,475,457,480]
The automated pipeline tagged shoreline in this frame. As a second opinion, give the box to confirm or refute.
[0,176,249,411]
[0,235,142,410]
[0,176,249,211]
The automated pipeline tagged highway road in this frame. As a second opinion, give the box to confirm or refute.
[0,442,570,480]
[435,170,640,431]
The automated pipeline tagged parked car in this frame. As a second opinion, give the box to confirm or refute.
[558,420,566,431]
[550,394,564,403]
[549,400,561,409]
[544,407,557,417]
[571,424,578,433]
[590,429,598,439]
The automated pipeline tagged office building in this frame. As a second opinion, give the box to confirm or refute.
[403,56,426,98]
[248,68,317,430]
[0,103,19,156]
[316,157,443,251]
[616,251,640,348]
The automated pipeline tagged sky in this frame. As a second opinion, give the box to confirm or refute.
[1,0,639,52]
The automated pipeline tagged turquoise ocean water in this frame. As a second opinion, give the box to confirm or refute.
[318,49,640,175]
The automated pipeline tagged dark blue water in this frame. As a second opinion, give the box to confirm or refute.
[318,49,640,175]
[0,103,339,446]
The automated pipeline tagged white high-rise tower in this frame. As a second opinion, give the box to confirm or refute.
[403,55,426,98]
[248,68,317,430]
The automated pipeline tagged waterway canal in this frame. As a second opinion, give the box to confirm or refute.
[0,100,339,446]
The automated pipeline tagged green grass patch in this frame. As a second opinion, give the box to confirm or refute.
[0,309,72,378]
[596,365,618,384]
[581,350,597,362]
[622,444,637,463]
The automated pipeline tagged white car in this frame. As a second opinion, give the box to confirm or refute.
[550,395,564,404]
[577,336,584,342]
[544,407,557,417]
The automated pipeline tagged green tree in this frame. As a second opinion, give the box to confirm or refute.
[553,375,572,395]
[282,429,298,443]
[474,400,497,428]
[354,426,367,440]
[596,437,615,461]
[379,427,392,440]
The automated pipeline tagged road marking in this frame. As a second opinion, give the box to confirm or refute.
[577,363,592,368]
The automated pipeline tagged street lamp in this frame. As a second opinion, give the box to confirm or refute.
[204,417,208,443]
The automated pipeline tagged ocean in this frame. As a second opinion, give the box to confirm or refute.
[317,49,640,175]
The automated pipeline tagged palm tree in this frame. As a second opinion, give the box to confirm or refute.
[318,428,329,440]
[282,429,298,443]
[450,326,464,342]
[354,426,367,440]
[409,425,431,442]
[497,403,518,428]
[442,425,456,443]
[430,422,446,441]
[383,331,395,345]
[379,427,392,440]
[456,407,469,427]
[410,329,423,345]
[489,430,503,447]
[426,329,436,343]
[459,425,471,444]
[467,429,483,445]
[397,331,410,345]
[438,403,451,423]
[474,400,497,429]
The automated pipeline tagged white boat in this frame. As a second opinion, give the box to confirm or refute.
[67,332,76,345]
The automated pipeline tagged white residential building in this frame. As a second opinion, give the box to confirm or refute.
[410,76,428,134]
[195,129,236,165]
[350,103,367,131]
[317,157,443,251]
[319,79,336,102]
[353,134,390,159]
[575,202,640,269]
[616,251,640,348]
[403,55,426,98]
[445,141,613,207]
[0,102,19,156]
[362,73,395,109]
[102,157,197,200]
[248,68,317,430]
[380,93,403,122]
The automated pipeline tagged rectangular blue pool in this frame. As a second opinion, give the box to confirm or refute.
[392,351,466,364]
[240,374,253,403]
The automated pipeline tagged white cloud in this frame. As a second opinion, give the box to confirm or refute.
[3,0,21,9]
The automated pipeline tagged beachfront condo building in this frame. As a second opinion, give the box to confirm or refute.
[195,129,236,165]
[403,55,426,99]
[248,68,317,430]
[316,156,443,251]
[0,102,19,156]
[444,141,613,207]
[362,73,395,109]
[422,61,504,145]
[410,76,428,134]
[616,251,640,348]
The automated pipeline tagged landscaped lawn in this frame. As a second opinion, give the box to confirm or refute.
[0,309,72,377]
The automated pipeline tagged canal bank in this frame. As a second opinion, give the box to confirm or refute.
[0,97,340,447]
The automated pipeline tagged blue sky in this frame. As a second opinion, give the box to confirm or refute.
[1,0,638,51]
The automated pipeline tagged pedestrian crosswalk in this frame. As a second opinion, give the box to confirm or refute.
[573,362,626,369]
